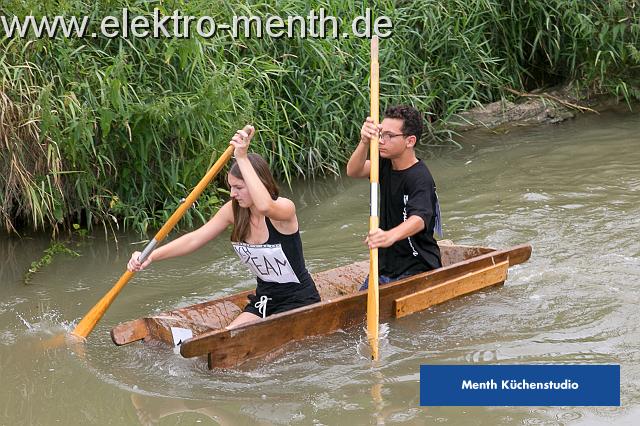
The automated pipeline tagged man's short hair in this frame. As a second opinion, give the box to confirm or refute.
[384,105,424,144]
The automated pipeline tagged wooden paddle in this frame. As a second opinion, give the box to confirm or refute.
[71,127,250,339]
[368,36,380,361]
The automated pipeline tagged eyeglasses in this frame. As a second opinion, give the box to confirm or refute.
[379,132,406,142]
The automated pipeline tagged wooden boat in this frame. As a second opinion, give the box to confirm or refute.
[111,242,531,368]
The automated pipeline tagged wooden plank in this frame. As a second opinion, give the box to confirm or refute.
[144,318,175,345]
[394,260,509,318]
[110,295,250,346]
[504,244,532,266]
[111,319,149,346]
[439,244,494,266]
[145,301,243,345]
[313,261,368,300]
[182,290,369,366]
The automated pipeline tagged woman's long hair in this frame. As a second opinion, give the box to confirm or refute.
[229,153,280,242]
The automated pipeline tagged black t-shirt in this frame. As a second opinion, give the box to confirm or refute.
[379,158,442,277]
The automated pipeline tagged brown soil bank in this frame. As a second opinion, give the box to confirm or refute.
[448,87,632,132]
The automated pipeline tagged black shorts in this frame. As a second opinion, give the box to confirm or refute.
[243,281,320,318]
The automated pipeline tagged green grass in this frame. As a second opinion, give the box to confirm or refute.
[1,0,638,234]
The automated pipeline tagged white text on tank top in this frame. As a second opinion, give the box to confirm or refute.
[231,242,300,284]
[403,194,419,256]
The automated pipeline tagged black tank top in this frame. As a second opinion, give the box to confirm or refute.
[237,217,319,317]
[255,217,315,289]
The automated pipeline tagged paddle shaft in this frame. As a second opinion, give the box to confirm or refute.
[368,36,380,361]
[71,143,237,339]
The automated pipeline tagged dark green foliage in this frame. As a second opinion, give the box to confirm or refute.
[1,0,638,234]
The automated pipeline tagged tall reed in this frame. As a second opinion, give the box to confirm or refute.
[1,0,638,234]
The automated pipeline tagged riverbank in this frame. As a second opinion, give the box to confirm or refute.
[2,0,638,234]
[450,88,636,133]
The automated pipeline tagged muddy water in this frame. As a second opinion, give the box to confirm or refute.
[1,110,639,425]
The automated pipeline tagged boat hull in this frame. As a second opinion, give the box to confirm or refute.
[111,243,531,368]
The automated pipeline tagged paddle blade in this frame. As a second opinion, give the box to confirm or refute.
[71,270,135,339]
[367,246,380,360]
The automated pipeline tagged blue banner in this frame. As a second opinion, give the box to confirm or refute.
[420,364,620,406]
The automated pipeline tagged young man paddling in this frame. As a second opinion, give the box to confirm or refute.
[347,105,442,289]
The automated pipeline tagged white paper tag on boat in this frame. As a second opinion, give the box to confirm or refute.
[231,242,300,284]
[170,327,193,347]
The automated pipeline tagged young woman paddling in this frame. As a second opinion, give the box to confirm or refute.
[127,126,320,328]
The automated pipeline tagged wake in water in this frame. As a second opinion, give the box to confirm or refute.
[15,307,75,337]
[356,322,391,361]
[8,305,87,358]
